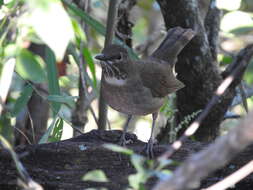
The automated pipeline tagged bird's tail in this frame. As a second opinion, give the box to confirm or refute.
[151,27,195,64]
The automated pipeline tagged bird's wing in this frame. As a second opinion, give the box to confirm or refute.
[139,61,185,97]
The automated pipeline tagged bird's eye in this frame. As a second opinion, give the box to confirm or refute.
[111,53,122,60]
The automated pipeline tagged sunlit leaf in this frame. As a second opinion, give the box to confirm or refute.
[16,49,46,83]
[72,18,86,45]
[103,143,134,155]
[39,117,57,144]
[128,172,148,190]
[82,170,108,182]
[4,44,18,58]
[12,85,33,116]
[27,0,74,61]
[218,54,233,65]
[49,118,63,142]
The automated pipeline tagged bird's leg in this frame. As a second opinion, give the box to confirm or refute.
[146,112,158,158]
[120,115,132,146]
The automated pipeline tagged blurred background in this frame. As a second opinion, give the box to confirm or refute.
[0,0,253,146]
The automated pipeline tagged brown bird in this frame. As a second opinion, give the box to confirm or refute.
[95,27,195,157]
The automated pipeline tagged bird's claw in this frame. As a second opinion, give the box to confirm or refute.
[145,139,155,159]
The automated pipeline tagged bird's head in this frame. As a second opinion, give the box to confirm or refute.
[95,44,129,79]
[95,44,128,62]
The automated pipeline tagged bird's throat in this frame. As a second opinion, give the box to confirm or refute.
[104,76,127,86]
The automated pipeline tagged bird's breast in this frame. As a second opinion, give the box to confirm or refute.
[102,78,164,115]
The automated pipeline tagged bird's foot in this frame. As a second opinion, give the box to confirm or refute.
[119,133,127,147]
[119,132,134,147]
[146,139,154,159]
[118,132,133,161]
[144,139,157,159]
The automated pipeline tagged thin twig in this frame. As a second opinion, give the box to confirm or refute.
[27,109,36,144]
[12,125,32,145]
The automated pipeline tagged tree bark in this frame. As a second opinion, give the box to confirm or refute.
[156,0,238,141]
[1,130,253,190]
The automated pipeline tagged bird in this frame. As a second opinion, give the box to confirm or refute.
[95,27,195,157]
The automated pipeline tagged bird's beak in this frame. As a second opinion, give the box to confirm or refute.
[95,54,107,61]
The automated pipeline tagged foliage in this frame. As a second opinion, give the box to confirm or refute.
[83,169,109,182]
[103,144,173,190]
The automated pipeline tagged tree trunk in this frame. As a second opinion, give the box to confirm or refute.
[156,0,236,141]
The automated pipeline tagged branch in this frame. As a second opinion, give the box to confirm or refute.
[98,0,119,130]
[153,110,253,190]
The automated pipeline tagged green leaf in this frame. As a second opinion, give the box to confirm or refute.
[154,169,172,181]
[0,113,13,143]
[103,144,134,155]
[128,155,151,190]
[128,172,148,190]
[39,117,57,144]
[12,85,33,116]
[83,46,97,88]
[4,44,18,58]
[219,54,233,65]
[131,154,145,172]
[27,0,74,61]
[45,47,61,116]
[63,0,105,36]
[229,25,253,35]
[82,170,109,182]
[47,94,77,108]
[71,18,86,45]
[16,49,46,83]
[49,118,63,142]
